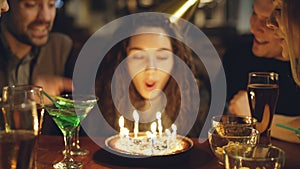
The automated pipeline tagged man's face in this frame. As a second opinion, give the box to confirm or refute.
[250,0,285,60]
[6,0,56,46]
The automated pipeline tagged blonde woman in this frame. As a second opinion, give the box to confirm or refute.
[277,0,300,86]
[266,0,300,143]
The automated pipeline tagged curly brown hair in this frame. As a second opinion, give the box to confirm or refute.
[96,13,210,137]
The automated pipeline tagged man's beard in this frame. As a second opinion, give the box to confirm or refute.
[9,21,52,47]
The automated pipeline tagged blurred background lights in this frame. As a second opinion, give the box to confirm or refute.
[56,0,64,8]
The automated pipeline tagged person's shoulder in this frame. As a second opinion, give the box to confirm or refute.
[40,32,73,59]
[48,32,73,46]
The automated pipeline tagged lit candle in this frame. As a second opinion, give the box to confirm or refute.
[123,127,130,144]
[146,131,154,155]
[123,127,129,138]
[156,111,163,137]
[146,131,152,138]
[165,129,172,149]
[165,129,171,137]
[171,124,177,140]
[151,122,157,136]
[133,110,139,138]
[119,116,125,137]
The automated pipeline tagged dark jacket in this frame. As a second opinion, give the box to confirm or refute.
[0,32,73,92]
[223,34,300,116]
[0,32,74,135]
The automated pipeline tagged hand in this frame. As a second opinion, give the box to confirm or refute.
[33,74,73,96]
[228,90,251,116]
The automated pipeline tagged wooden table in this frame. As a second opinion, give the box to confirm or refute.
[36,135,300,169]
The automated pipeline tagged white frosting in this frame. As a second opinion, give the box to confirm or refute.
[111,134,188,156]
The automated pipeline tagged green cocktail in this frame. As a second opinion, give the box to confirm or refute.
[55,94,98,156]
[45,94,97,169]
[47,107,82,134]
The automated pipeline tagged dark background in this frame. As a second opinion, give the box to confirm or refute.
[52,0,254,59]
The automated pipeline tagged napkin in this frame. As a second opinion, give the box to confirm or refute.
[271,114,300,144]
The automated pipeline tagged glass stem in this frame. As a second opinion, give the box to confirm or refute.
[73,126,81,149]
[64,131,74,161]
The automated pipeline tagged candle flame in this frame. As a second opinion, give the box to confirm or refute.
[133,110,139,121]
[119,116,124,128]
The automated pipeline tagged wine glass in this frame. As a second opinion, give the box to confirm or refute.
[55,94,98,156]
[45,94,97,168]
[247,72,279,145]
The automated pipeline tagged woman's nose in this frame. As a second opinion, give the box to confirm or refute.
[146,55,157,70]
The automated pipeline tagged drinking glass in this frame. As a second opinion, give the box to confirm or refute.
[45,94,97,168]
[247,72,279,145]
[55,94,98,156]
[1,100,39,169]
[211,114,257,128]
[208,126,260,165]
[2,85,44,168]
[224,144,285,169]
[2,85,44,134]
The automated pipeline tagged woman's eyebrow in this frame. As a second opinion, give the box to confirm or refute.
[157,48,172,52]
[128,47,172,51]
[127,47,144,51]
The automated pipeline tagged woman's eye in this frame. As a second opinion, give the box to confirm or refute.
[157,55,169,60]
[132,54,145,60]
[157,51,172,60]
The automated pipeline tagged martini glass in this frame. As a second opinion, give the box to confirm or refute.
[55,94,98,156]
[45,94,97,169]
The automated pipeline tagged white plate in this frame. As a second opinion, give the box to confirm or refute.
[103,133,194,167]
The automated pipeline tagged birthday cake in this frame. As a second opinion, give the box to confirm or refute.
[105,132,193,156]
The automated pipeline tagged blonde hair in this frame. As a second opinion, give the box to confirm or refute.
[282,0,300,85]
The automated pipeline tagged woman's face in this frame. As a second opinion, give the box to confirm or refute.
[126,27,174,100]
[250,0,283,59]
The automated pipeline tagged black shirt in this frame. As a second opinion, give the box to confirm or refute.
[223,34,300,116]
